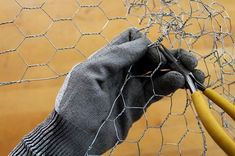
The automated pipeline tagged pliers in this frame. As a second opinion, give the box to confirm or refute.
[156,44,235,155]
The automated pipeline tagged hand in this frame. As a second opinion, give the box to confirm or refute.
[55,28,204,155]
[11,27,204,156]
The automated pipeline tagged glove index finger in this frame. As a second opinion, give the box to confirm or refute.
[82,37,150,78]
[98,37,149,70]
[113,37,151,67]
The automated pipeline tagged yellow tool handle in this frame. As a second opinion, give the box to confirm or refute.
[204,88,235,121]
[192,91,235,155]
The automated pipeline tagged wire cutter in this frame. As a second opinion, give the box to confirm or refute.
[156,44,235,155]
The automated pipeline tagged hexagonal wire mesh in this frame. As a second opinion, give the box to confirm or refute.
[0,0,234,155]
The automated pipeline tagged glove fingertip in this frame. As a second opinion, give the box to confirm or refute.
[193,69,205,84]
[173,48,198,71]
[180,53,198,71]
[154,71,185,95]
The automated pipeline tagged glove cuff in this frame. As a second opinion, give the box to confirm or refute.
[10,110,93,156]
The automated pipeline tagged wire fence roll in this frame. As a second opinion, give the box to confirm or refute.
[0,0,234,155]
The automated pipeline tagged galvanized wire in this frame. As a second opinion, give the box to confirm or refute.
[0,0,234,155]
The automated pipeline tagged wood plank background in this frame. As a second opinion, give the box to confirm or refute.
[0,0,234,155]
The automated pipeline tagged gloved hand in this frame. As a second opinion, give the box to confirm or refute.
[10,27,204,156]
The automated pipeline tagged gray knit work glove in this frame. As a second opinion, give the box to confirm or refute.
[10,28,204,156]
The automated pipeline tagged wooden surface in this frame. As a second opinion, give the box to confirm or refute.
[0,0,235,155]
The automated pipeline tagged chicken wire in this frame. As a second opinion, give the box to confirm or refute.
[0,0,234,155]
